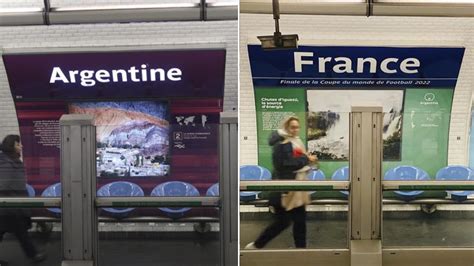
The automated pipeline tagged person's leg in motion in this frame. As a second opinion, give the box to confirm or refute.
[291,206,307,248]
[0,232,7,266]
[252,204,292,248]
[10,217,45,262]
[12,221,37,258]
[0,220,10,265]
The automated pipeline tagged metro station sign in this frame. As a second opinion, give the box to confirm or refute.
[248,45,465,88]
[2,49,226,100]
[49,65,183,87]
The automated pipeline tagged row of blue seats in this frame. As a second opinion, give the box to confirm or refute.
[26,182,220,216]
[240,165,474,201]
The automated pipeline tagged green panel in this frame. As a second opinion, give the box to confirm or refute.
[255,88,307,171]
[384,89,454,178]
[254,87,454,199]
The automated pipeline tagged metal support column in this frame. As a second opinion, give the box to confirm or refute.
[349,107,383,266]
[219,111,238,266]
[60,114,98,266]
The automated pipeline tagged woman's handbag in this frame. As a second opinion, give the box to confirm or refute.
[281,167,311,211]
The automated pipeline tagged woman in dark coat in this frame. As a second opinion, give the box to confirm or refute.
[0,135,46,263]
[245,117,317,249]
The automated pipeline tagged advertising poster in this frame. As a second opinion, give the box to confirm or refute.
[248,45,464,178]
[169,99,221,191]
[2,49,225,217]
[306,90,404,161]
[254,88,306,170]
[385,89,454,176]
[69,101,171,178]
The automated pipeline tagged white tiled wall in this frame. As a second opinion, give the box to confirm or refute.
[240,14,474,165]
[0,20,238,137]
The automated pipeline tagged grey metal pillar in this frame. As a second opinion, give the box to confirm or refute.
[60,114,98,266]
[349,107,383,266]
[219,111,238,266]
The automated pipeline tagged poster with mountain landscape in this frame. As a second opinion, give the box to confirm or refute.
[306,90,404,161]
[69,101,170,178]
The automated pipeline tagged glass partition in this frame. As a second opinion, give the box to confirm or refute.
[98,207,220,266]
[0,206,62,266]
[381,111,474,248]
[240,204,348,249]
[241,108,474,250]
[240,111,351,250]
[93,118,222,265]
[4,112,222,265]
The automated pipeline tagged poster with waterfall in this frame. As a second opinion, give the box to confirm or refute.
[306,90,404,161]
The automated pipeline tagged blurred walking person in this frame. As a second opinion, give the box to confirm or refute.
[245,117,318,249]
[0,135,46,263]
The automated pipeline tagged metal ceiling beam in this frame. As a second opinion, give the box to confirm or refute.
[0,1,238,26]
[0,7,44,25]
[240,0,474,17]
[207,1,239,20]
[373,0,474,17]
[240,1,368,16]
[49,4,201,25]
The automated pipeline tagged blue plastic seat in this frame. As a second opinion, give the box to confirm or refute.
[384,166,430,200]
[26,184,35,197]
[97,181,144,214]
[151,181,200,215]
[331,166,349,197]
[206,183,219,197]
[240,165,272,201]
[307,169,326,195]
[41,183,62,214]
[435,166,474,201]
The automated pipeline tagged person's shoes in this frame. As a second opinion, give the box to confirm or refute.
[244,242,257,249]
[32,253,46,263]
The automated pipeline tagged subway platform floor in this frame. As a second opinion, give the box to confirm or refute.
[0,211,473,266]
[240,210,474,249]
[0,232,220,266]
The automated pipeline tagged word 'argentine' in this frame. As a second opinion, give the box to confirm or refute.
[50,65,182,87]
[294,52,420,74]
